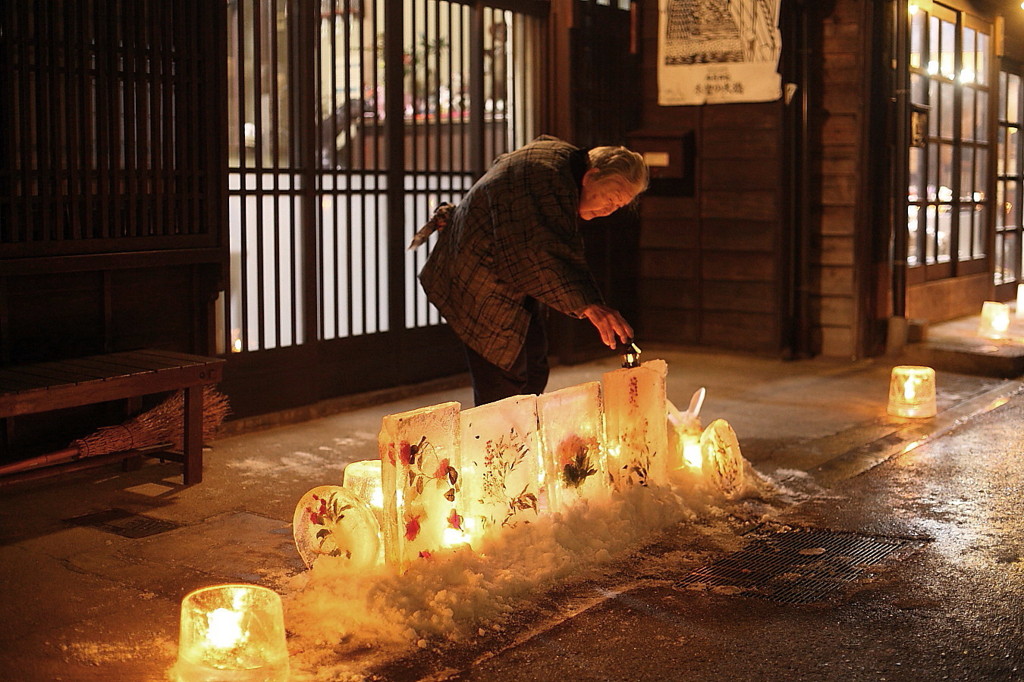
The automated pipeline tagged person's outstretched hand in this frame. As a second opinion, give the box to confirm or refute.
[580,304,634,349]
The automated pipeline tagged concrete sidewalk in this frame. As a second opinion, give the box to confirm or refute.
[0,337,1021,680]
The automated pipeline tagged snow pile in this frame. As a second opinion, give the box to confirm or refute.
[282,459,790,665]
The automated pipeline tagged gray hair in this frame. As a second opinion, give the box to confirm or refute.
[587,146,650,192]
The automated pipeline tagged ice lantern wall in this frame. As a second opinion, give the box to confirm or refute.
[461,394,542,535]
[537,381,608,513]
[378,401,463,567]
[602,359,669,489]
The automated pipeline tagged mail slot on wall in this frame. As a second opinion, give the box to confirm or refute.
[627,130,693,197]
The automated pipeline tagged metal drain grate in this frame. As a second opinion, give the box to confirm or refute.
[64,508,182,539]
[677,527,927,604]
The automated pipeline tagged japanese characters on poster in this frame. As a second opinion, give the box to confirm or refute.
[658,0,782,106]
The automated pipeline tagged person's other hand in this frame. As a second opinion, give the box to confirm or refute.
[580,304,634,349]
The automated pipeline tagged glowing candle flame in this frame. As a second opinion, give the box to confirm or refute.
[205,607,246,650]
[442,527,471,547]
[682,439,703,469]
[903,376,919,401]
[979,301,1010,339]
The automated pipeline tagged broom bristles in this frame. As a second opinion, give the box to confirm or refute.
[72,386,231,458]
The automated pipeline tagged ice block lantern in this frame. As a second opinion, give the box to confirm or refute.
[173,584,289,682]
[378,401,463,567]
[537,381,608,514]
[978,301,1010,339]
[343,459,384,519]
[461,394,541,536]
[602,359,669,489]
[887,365,937,418]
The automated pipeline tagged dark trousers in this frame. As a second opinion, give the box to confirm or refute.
[463,299,549,406]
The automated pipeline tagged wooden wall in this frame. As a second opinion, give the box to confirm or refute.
[629,0,884,359]
[633,3,786,355]
[811,0,873,357]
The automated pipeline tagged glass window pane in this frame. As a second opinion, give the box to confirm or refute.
[940,82,955,138]
[911,72,927,106]
[1010,126,1020,176]
[1007,181,1020,229]
[929,80,939,136]
[910,9,925,70]
[997,181,1006,229]
[975,147,988,200]
[939,143,954,202]
[962,28,976,83]
[973,204,987,258]
[936,204,952,262]
[998,126,1007,177]
[1003,231,1019,280]
[1000,72,1008,120]
[926,205,937,263]
[929,16,940,76]
[962,88,975,142]
[941,20,956,80]
[995,232,1006,283]
[959,205,973,258]
[908,205,921,267]
[909,147,925,201]
[961,146,974,200]
[975,89,988,143]
[977,31,989,86]
[928,142,940,201]
[1010,74,1022,123]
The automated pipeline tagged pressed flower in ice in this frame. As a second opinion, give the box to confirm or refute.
[404,514,421,541]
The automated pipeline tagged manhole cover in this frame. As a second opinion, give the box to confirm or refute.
[677,527,927,604]
[64,508,182,539]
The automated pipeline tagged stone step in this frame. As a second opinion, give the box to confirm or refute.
[901,335,1024,378]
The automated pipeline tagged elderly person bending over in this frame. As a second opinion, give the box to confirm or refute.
[415,135,649,406]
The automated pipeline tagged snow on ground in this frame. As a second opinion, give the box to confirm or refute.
[280,462,799,680]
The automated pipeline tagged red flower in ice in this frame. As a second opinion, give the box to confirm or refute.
[387,443,396,466]
[404,514,421,541]
[446,508,463,531]
[433,458,450,480]
[399,441,412,466]
[419,550,432,560]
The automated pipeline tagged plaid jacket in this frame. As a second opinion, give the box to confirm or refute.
[419,136,605,371]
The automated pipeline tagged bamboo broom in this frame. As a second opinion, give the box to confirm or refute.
[0,386,231,477]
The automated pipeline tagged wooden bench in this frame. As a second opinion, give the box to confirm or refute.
[0,349,225,485]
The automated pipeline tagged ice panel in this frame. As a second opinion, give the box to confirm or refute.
[601,359,669,490]
[378,401,464,568]
[460,394,541,537]
[537,381,608,513]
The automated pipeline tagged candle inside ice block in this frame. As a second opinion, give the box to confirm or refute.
[602,359,669,490]
[537,381,608,513]
[460,394,541,538]
[978,301,1010,339]
[378,401,464,567]
[343,459,384,515]
[887,365,937,418]
[173,584,289,682]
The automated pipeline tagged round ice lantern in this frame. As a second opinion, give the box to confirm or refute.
[343,459,384,513]
[173,583,289,681]
[887,365,936,418]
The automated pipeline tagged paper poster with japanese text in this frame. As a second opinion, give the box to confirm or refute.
[658,0,782,106]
